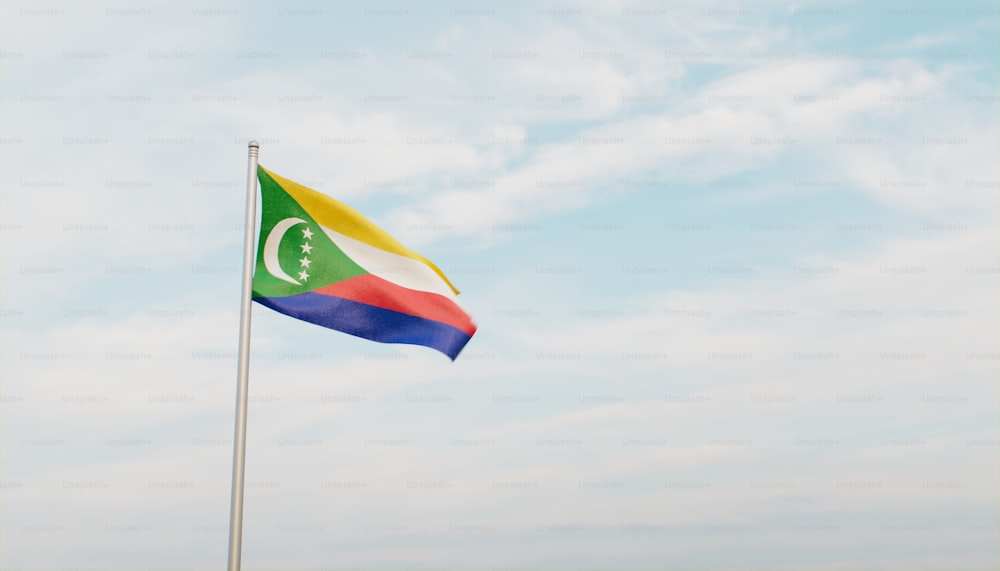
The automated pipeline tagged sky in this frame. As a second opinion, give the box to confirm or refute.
[1,0,998,569]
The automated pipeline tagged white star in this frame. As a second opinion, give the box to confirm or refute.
[300,243,313,254]
[299,257,311,268]
[302,227,314,240]
[298,270,310,281]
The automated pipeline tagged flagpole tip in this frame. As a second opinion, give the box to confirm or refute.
[248,140,260,149]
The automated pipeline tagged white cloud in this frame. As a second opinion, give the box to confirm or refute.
[1,2,997,568]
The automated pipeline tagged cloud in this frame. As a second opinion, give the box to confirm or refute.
[387,55,996,246]
[1,2,996,568]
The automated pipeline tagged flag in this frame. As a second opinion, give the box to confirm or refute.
[251,166,476,360]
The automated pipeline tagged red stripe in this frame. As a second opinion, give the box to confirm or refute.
[311,274,476,336]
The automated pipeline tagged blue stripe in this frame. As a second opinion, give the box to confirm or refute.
[254,292,472,360]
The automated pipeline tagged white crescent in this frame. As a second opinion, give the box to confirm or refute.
[263,217,307,284]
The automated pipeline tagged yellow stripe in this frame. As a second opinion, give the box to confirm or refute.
[261,166,460,294]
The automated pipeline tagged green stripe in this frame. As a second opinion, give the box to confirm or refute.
[252,168,367,298]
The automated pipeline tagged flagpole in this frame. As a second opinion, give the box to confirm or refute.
[227,140,259,571]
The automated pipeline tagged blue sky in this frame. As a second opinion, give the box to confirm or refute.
[1,1,998,569]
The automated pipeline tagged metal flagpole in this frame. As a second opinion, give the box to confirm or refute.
[227,140,260,571]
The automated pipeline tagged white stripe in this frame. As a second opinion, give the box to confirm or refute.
[321,226,458,300]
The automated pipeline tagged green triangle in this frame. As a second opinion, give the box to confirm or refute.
[252,168,367,298]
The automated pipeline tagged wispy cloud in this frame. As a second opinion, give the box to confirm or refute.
[1,1,997,569]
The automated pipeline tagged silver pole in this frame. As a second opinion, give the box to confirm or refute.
[227,140,260,571]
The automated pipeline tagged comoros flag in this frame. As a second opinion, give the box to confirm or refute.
[251,166,476,360]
